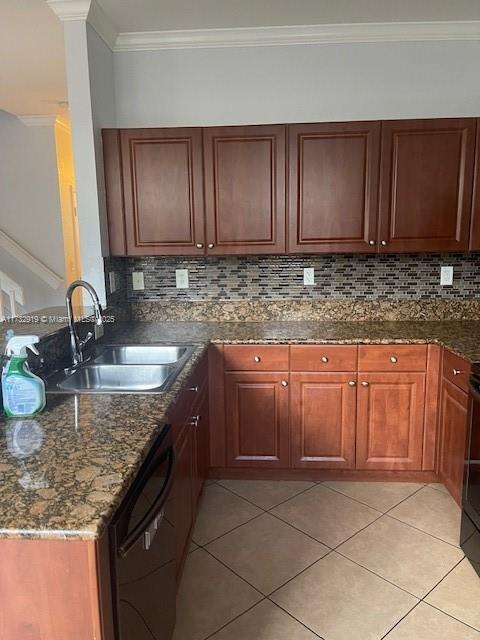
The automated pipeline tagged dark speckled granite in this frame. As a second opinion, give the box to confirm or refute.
[3,319,480,541]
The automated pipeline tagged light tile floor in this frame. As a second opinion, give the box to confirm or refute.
[173,480,480,640]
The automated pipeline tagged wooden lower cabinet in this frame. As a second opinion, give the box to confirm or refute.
[438,378,469,505]
[174,426,195,574]
[225,371,290,468]
[356,373,426,470]
[290,372,356,469]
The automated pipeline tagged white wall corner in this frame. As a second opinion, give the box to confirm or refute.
[46,0,117,50]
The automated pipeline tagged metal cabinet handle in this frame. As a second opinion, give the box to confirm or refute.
[188,415,200,427]
[381,240,387,246]
[281,380,288,387]
[254,356,261,363]
[453,369,461,376]
[196,243,204,249]
[321,356,329,363]
[348,381,356,387]
[187,386,198,392]
[390,356,398,363]
[369,240,375,246]
[208,243,215,249]
[361,381,369,387]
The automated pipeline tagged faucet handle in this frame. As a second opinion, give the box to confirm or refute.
[79,331,94,349]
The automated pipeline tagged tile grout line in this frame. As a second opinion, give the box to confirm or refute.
[380,600,423,639]
[385,512,465,550]
[264,597,326,640]
[216,479,318,512]
[200,597,268,640]
[193,510,265,548]
[319,481,426,513]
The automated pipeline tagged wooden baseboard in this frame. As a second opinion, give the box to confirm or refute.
[208,467,439,483]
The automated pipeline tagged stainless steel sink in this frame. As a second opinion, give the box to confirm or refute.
[93,344,193,365]
[56,364,175,393]
[46,344,195,394]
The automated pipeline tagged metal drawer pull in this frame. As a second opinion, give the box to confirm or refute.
[281,380,288,387]
[369,240,375,246]
[453,369,461,376]
[196,243,204,249]
[390,356,398,363]
[381,240,387,246]
[189,415,200,427]
[361,381,369,387]
[254,356,261,363]
[208,243,215,249]
[321,356,329,363]
[154,509,165,530]
[348,381,356,387]
[187,386,198,392]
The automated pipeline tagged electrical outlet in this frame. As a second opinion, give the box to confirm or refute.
[303,267,315,286]
[108,271,116,293]
[132,271,145,291]
[440,266,454,286]
[176,269,189,289]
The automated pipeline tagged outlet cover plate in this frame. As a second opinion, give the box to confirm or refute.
[132,271,145,291]
[303,267,315,286]
[440,266,454,286]
[108,271,116,293]
[176,268,189,289]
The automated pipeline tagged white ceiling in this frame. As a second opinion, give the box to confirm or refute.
[98,0,480,32]
[0,0,67,116]
[2,0,480,116]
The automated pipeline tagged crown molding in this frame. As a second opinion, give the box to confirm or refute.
[46,0,117,50]
[46,0,90,21]
[114,20,480,51]
[17,115,59,127]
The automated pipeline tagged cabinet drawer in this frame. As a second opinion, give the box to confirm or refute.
[290,345,357,371]
[358,345,427,372]
[443,349,470,393]
[223,345,289,371]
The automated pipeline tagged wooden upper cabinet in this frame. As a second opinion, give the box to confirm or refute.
[288,121,380,253]
[117,128,205,256]
[469,120,480,250]
[203,125,286,255]
[378,118,477,253]
[356,372,426,470]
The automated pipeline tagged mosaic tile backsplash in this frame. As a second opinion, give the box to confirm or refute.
[105,254,480,303]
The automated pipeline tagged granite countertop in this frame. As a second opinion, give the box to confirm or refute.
[2,318,480,541]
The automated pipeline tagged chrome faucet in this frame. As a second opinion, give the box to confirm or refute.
[66,280,104,366]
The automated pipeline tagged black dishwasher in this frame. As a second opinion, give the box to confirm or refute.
[110,425,176,640]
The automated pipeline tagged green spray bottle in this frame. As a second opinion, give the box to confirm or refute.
[1,336,46,417]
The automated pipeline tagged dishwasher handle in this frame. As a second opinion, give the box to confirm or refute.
[118,446,175,558]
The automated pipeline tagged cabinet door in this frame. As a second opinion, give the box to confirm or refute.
[203,125,286,255]
[120,128,205,255]
[379,118,476,252]
[438,378,469,506]
[290,372,356,469]
[288,122,380,253]
[469,120,480,250]
[356,373,426,470]
[225,372,289,467]
[193,389,210,503]
[174,427,195,574]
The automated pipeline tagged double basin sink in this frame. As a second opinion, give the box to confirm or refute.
[46,345,194,394]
